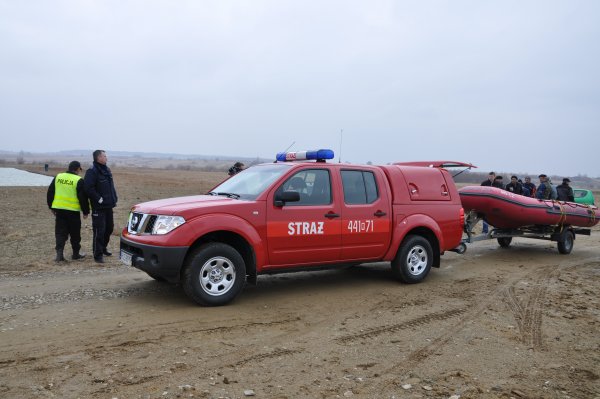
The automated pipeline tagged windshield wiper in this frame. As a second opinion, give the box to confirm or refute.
[208,192,240,199]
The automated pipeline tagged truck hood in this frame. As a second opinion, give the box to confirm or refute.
[131,195,250,218]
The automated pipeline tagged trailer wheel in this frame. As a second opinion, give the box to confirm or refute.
[497,237,512,248]
[392,235,433,284]
[183,243,246,306]
[557,230,574,255]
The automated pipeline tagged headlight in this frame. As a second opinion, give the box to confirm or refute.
[152,215,186,235]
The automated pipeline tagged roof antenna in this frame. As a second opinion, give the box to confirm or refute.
[283,141,295,153]
[338,129,343,163]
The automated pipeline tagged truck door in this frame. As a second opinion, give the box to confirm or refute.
[266,168,342,267]
[340,169,391,260]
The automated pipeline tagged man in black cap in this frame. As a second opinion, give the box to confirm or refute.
[47,161,89,262]
[506,175,523,195]
[556,178,575,202]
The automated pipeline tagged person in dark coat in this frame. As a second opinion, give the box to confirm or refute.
[47,161,89,262]
[84,150,118,263]
[228,162,245,176]
[481,171,495,187]
[556,178,575,202]
[522,176,536,198]
[506,175,524,195]
[480,172,500,234]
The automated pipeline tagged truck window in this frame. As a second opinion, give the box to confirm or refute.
[276,169,331,206]
[341,170,379,205]
[211,164,290,200]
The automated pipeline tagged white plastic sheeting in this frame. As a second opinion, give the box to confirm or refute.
[0,168,54,186]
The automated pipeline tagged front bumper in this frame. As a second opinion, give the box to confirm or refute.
[120,236,189,283]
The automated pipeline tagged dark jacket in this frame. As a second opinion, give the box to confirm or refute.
[47,172,90,215]
[556,183,574,202]
[522,182,536,198]
[84,162,118,210]
[505,182,523,195]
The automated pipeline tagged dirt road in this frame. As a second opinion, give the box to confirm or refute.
[1,168,599,398]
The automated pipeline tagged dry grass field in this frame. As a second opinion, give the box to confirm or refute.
[1,165,599,398]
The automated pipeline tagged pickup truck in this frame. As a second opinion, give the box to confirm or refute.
[120,150,468,306]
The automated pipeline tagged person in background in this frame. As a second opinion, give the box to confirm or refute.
[228,162,245,176]
[47,161,89,262]
[481,171,495,187]
[522,176,536,198]
[536,174,553,200]
[492,175,504,188]
[556,178,575,202]
[506,175,523,195]
[480,172,497,234]
[84,150,118,264]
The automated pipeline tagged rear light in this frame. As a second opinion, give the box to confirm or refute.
[459,208,465,227]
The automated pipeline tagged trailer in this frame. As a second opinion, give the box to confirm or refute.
[461,210,592,255]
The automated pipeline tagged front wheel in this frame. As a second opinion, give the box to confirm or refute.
[183,243,246,306]
[391,235,433,284]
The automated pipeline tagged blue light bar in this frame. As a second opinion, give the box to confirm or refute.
[276,149,335,162]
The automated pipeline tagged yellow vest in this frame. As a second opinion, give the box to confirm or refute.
[51,172,82,212]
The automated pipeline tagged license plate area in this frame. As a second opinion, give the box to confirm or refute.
[120,250,133,266]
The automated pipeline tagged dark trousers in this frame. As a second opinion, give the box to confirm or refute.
[55,209,82,254]
[92,209,114,259]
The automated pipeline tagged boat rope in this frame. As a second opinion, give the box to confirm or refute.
[554,201,567,226]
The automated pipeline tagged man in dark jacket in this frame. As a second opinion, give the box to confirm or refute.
[505,175,524,195]
[47,161,90,262]
[481,171,495,187]
[556,178,575,202]
[522,176,536,198]
[84,150,118,263]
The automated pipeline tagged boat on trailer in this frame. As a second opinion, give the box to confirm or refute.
[458,186,599,254]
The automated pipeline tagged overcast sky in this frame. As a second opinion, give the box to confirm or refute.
[1,1,599,177]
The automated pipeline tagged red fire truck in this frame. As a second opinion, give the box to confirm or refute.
[120,150,469,306]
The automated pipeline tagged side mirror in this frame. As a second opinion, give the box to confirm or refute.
[274,191,300,207]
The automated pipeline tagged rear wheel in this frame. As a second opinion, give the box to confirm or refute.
[557,230,574,255]
[183,243,246,306]
[392,235,433,284]
[497,237,512,248]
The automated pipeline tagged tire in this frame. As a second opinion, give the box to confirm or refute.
[183,243,246,306]
[557,230,574,255]
[497,237,512,248]
[391,235,433,284]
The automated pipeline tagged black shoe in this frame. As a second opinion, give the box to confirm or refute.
[55,250,66,262]
[72,252,86,260]
[103,250,112,256]
[94,257,105,264]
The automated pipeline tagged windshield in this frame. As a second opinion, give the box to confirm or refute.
[209,163,291,200]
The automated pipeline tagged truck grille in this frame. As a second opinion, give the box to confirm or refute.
[128,213,157,235]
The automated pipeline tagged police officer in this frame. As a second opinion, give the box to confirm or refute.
[47,161,89,262]
[84,150,118,263]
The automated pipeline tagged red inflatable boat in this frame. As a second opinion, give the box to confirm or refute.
[459,186,599,229]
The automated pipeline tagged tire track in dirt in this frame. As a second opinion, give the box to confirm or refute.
[335,308,466,343]
[503,266,561,350]
[229,348,304,368]
[0,316,302,369]
[365,262,578,394]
